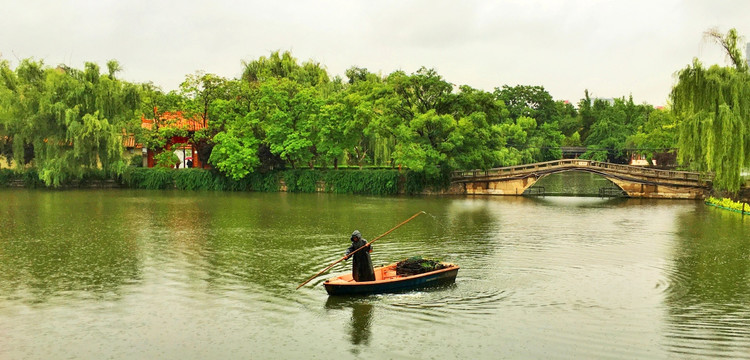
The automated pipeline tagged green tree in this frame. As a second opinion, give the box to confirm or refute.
[450,85,509,125]
[0,59,17,164]
[562,131,583,147]
[242,50,329,87]
[384,67,453,121]
[529,121,565,161]
[318,90,376,169]
[555,100,581,137]
[392,110,455,175]
[449,112,505,170]
[0,59,140,186]
[494,117,532,166]
[495,85,557,125]
[626,108,678,164]
[256,78,321,169]
[582,99,628,162]
[369,68,455,170]
[178,72,238,168]
[578,89,596,141]
[378,68,510,172]
[207,99,261,179]
[672,28,750,193]
[580,97,650,163]
[320,68,386,168]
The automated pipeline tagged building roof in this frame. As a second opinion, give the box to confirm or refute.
[123,110,206,148]
[141,110,206,131]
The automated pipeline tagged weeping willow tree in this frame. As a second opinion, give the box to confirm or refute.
[0,59,140,186]
[671,28,750,193]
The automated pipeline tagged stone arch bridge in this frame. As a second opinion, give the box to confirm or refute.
[451,159,712,199]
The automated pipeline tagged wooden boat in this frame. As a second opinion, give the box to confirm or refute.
[324,262,459,296]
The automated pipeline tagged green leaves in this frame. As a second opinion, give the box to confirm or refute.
[242,51,329,87]
[1,59,139,186]
[671,28,750,193]
[256,79,320,168]
[706,196,750,213]
[495,85,557,125]
[577,97,652,163]
[3,49,713,190]
[392,111,453,176]
[208,130,260,180]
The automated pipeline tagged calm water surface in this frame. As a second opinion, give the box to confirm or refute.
[1,179,749,359]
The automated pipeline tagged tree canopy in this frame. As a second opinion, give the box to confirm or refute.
[671,28,750,193]
[3,33,748,193]
[0,59,139,186]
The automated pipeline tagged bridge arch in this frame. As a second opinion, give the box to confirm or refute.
[524,169,627,197]
[452,159,710,199]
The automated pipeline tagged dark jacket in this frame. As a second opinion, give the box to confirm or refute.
[346,230,376,282]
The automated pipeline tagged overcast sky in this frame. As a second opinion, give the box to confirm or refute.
[2,0,749,106]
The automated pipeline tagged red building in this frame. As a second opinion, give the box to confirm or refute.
[140,110,207,168]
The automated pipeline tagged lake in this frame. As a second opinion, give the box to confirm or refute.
[1,175,749,359]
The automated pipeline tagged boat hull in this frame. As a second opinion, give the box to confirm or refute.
[324,263,459,296]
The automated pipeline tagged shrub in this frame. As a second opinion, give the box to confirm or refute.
[121,167,175,189]
[323,169,399,195]
[0,169,14,186]
[403,168,451,195]
[22,169,44,188]
[79,169,108,186]
[109,167,448,196]
[129,155,143,167]
[174,168,218,190]
[706,196,750,213]
[283,170,321,193]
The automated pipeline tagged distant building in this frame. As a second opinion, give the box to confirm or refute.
[628,150,678,169]
[561,147,587,159]
[629,153,655,166]
[140,110,207,169]
[588,97,615,106]
[123,110,207,169]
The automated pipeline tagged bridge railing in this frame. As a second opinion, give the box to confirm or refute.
[452,159,712,182]
[587,161,710,181]
[452,159,578,178]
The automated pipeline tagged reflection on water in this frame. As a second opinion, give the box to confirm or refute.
[1,185,749,359]
[665,207,750,358]
[0,190,142,303]
[530,171,623,196]
[326,297,374,351]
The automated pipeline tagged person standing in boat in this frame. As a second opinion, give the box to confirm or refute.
[344,230,376,282]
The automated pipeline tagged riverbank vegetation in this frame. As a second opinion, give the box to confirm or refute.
[0,28,747,195]
[705,196,750,214]
[0,167,442,195]
[672,29,750,194]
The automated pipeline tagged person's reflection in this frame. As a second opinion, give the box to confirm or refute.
[325,297,374,348]
[349,303,374,346]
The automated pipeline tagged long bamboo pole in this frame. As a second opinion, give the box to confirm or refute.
[295,211,426,290]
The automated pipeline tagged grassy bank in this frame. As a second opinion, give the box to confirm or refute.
[705,196,750,215]
[0,168,452,195]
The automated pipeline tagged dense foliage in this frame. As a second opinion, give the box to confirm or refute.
[1,29,747,193]
[115,167,402,194]
[671,29,750,193]
[0,168,12,186]
[706,196,750,214]
[0,59,139,186]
